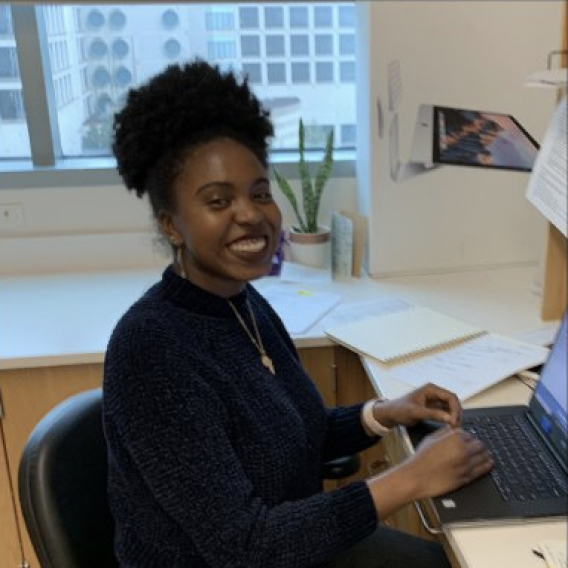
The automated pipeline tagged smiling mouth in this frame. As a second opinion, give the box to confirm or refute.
[229,236,268,254]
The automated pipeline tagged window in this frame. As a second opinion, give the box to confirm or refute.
[338,5,355,27]
[303,123,333,149]
[315,61,333,83]
[164,38,182,58]
[205,9,235,31]
[339,61,355,82]
[264,6,283,29]
[0,89,24,120]
[289,6,308,28]
[240,35,260,57]
[314,6,332,28]
[208,39,236,60]
[239,6,258,29]
[291,62,310,83]
[341,123,356,146]
[3,3,357,165]
[290,34,309,56]
[265,35,285,57]
[0,5,13,35]
[314,34,333,56]
[242,62,261,84]
[109,9,126,30]
[266,62,286,84]
[0,47,19,78]
[339,34,355,56]
[161,9,179,29]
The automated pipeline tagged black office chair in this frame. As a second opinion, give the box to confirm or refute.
[18,389,118,568]
[19,389,360,568]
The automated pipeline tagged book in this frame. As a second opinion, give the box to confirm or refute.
[324,305,485,363]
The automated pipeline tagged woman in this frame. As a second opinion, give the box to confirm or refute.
[103,59,492,568]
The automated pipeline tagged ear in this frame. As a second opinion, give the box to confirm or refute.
[157,210,183,247]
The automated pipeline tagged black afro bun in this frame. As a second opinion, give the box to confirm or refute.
[112,59,274,212]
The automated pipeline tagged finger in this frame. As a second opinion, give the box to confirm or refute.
[424,384,462,425]
[462,452,494,484]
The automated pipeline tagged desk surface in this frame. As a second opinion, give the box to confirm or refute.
[1,263,565,568]
[0,263,549,369]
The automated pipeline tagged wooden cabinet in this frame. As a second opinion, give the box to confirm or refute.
[0,364,103,568]
[0,345,419,568]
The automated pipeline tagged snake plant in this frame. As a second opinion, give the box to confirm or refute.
[273,119,334,234]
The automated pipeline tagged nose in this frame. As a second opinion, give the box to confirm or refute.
[233,197,263,224]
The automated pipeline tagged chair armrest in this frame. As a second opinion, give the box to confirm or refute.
[322,454,361,480]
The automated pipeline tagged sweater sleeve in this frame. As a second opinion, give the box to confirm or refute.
[323,405,380,461]
[104,319,378,568]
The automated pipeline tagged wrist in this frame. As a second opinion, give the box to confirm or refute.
[366,462,421,518]
[362,398,393,436]
[371,398,397,429]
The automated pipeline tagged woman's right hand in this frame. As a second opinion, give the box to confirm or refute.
[407,426,494,499]
[366,427,493,520]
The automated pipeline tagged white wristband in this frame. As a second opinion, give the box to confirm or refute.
[362,398,392,436]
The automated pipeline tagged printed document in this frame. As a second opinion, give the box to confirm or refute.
[526,96,567,237]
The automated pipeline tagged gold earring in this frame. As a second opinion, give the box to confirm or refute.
[176,245,186,279]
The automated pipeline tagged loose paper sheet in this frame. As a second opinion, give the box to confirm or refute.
[384,333,550,400]
[526,96,567,237]
[260,285,341,335]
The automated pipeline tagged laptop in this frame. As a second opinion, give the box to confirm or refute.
[408,104,540,172]
[404,312,568,527]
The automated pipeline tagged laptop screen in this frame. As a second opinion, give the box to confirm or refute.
[432,105,539,172]
[529,313,568,470]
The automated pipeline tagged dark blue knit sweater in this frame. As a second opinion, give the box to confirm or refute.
[103,266,379,568]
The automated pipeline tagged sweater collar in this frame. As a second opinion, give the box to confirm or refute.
[158,264,251,317]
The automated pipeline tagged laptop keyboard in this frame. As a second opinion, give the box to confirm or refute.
[464,414,568,502]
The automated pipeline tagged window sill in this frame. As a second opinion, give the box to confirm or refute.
[0,149,356,190]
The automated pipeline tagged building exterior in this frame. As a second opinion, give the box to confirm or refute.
[0,3,356,159]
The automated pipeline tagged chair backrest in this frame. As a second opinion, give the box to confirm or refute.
[18,388,119,568]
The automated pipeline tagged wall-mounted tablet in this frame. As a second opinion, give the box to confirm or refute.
[432,105,539,172]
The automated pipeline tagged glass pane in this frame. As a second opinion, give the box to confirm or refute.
[33,3,356,158]
[0,6,31,159]
[289,6,308,28]
[314,6,332,28]
[265,35,285,57]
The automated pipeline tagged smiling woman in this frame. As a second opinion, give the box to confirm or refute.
[102,57,489,568]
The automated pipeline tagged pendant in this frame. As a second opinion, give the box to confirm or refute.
[261,353,275,375]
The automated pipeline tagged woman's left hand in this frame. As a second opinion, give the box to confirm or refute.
[373,383,462,429]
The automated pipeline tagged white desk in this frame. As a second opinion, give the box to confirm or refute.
[1,263,565,568]
[0,263,548,369]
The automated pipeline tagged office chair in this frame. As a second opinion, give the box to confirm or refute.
[18,389,118,568]
[19,389,360,568]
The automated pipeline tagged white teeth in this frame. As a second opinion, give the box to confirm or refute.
[230,237,266,253]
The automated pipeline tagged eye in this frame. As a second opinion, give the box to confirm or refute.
[207,197,231,209]
[252,184,274,202]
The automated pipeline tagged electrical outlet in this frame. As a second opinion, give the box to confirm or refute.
[0,203,25,231]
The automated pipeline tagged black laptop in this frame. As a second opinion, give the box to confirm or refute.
[405,312,568,527]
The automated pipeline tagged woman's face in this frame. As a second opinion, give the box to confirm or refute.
[160,137,282,298]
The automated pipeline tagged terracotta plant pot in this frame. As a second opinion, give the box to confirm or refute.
[288,226,331,269]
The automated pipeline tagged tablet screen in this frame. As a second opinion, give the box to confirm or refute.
[433,106,539,171]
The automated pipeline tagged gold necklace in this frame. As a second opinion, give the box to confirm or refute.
[228,298,275,375]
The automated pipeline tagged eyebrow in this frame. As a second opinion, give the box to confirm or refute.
[195,177,270,195]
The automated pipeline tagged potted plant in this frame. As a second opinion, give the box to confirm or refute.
[273,119,334,268]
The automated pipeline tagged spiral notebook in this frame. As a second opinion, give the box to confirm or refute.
[324,305,485,363]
